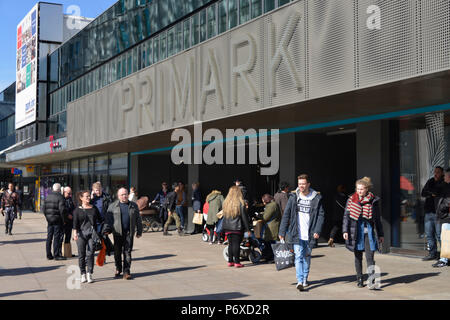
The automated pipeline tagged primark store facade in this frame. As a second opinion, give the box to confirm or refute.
[7,0,450,255]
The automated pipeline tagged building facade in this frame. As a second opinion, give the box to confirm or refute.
[5,0,450,255]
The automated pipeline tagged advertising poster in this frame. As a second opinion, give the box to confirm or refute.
[15,4,38,129]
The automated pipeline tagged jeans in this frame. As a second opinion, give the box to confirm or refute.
[113,232,133,274]
[354,233,375,278]
[425,213,441,255]
[4,207,15,233]
[159,207,168,226]
[176,206,185,229]
[293,240,311,284]
[46,224,63,257]
[439,223,450,263]
[76,234,94,275]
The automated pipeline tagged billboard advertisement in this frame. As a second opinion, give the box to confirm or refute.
[15,4,38,129]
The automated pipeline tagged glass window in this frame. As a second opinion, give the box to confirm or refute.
[279,0,290,6]
[200,9,207,42]
[168,27,175,57]
[218,0,227,34]
[251,0,262,18]
[117,59,122,80]
[122,54,127,77]
[160,31,167,60]
[240,0,250,24]
[207,4,217,39]
[95,155,108,172]
[127,51,132,75]
[133,47,138,73]
[229,0,238,29]
[153,36,159,63]
[397,112,450,252]
[264,0,275,12]
[147,39,153,65]
[183,19,190,50]
[176,23,183,53]
[110,153,128,169]
[191,13,200,46]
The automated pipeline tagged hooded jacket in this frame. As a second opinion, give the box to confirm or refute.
[279,188,325,246]
[206,190,224,225]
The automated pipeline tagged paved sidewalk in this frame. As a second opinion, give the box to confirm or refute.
[0,211,449,300]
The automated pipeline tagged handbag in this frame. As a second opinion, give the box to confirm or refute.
[62,243,72,258]
[271,240,295,271]
[193,212,203,225]
[441,224,450,259]
[216,210,223,219]
[91,226,103,252]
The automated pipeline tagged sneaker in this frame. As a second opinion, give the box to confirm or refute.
[209,242,214,245]
[8,231,12,236]
[432,260,448,268]
[227,262,235,267]
[234,263,244,268]
[114,270,122,278]
[87,273,94,283]
[123,273,132,280]
[55,256,67,261]
[80,274,87,283]
[303,280,309,288]
[296,283,305,292]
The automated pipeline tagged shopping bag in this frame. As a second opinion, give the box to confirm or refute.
[215,218,224,234]
[272,240,295,271]
[441,224,450,259]
[193,212,203,225]
[96,240,106,267]
[253,220,264,239]
[62,243,72,258]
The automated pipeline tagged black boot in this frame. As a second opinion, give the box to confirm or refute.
[357,276,364,288]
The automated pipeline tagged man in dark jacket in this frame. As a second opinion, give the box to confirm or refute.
[152,182,169,226]
[91,182,112,230]
[163,183,184,236]
[105,187,143,280]
[279,174,325,292]
[15,185,23,219]
[2,183,19,235]
[432,168,450,268]
[421,166,445,261]
[63,187,76,256]
[274,182,291,217]
[42,183,66,260]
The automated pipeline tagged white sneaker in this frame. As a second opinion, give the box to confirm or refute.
[87,273,94,283]
[303,280,309,288]
[80,274,87,283]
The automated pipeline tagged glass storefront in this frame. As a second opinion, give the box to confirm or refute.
[398,111,450,251]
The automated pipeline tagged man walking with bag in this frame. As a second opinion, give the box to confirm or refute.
[3,183,19,235]
[279,174,325,292]
[432,168,450,268]
[105,188,143,280]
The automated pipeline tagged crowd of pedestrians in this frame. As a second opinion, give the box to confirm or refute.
[3,163,449,292]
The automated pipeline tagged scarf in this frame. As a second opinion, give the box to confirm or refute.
[348,192,374,221]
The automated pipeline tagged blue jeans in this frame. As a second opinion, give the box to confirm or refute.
[425,213,441,255]
[176,206,184,229]
[293,240,311,284]
[440,223,450,263]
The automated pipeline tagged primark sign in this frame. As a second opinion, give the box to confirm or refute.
[68,3,307,151]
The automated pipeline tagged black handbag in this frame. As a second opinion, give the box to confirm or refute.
[82,208,103,252]
[271,240,295,271]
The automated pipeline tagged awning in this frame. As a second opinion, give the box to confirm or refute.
[0,138,31,156]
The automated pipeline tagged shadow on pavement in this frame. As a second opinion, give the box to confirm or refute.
[0,266,63,277]
[159,292,249,300]
[0,238,46,245]
[10,232,47,236]
[0,289,46,298]
[301,273,389,290]
[381,272,441,288]
[133,265,206,278]
[133,254,176,261]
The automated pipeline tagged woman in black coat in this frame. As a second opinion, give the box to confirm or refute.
[73,190,102,284]
[343,177,384,289]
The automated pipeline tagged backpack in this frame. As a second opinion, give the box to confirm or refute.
[202,202,209,214]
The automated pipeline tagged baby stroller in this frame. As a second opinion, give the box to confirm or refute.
[222,232,262,264]
[137,197,163,232]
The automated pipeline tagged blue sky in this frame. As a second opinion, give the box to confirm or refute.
[0,0,118,92]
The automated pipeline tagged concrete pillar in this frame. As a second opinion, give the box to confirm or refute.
[356,120,399,253]
[279,132,296,190]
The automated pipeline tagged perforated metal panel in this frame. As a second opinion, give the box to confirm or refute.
[358,0,418,87]
[308,0,355,98]
[420,0,450,74]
